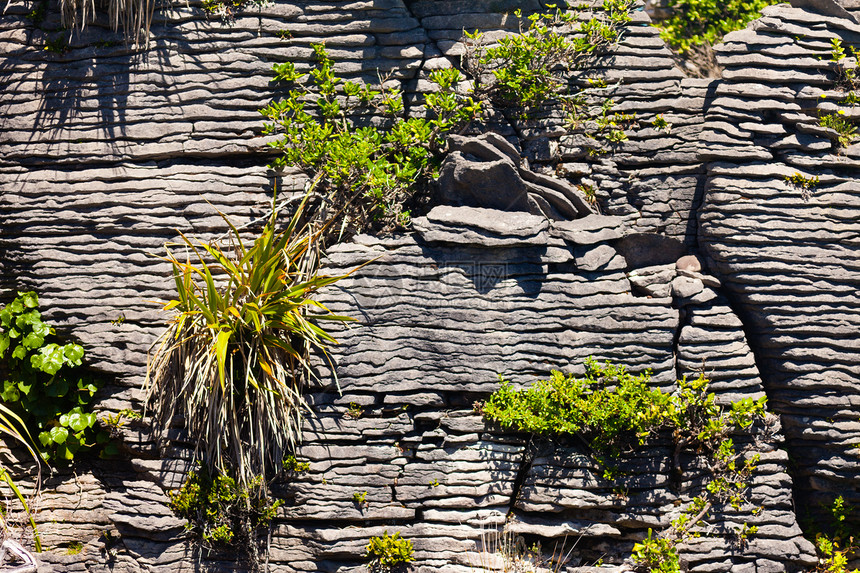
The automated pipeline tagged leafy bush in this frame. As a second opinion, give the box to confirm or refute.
[482,359,770,570]
[465,2,633,112]
[366,531,414,571]
[262,45,482,237]
[481,358,669,452]
[655,0,782,54]
[0,291,105,463]
[168,469,281,547]
[631,528,679,573]
[482,358,766,458]
[146,194,353,490]
[262,3,635,238]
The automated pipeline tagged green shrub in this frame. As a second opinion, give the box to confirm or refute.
[481,358,669,452]
[365,531,414,571]
[146,193,354,490]
[482,358,766,458]
[631,529,679,573]
[656,0,782,54]
[465,2,632,112]
[0,291,105,463]
[262,3,635,238]
[482,359,769,569]
[262,45,482,237]
[168,469,281,548]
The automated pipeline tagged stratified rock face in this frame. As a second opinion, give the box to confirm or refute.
[307,208,814,573]
[0,0,857,570]
[698,0,860,520]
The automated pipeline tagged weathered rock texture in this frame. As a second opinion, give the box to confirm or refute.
[0,0,857,571]
[698,0,860,523]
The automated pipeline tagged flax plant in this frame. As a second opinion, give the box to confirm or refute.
[0,404,42,553]
[146,191,354,489]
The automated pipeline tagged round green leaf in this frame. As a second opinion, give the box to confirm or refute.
[20,292,38,309]
[49,426,69,444]
[63,344,84,365]
[68,413,86,432]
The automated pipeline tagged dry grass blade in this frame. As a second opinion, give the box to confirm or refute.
[54,0,154,46]
[146,188,356,489]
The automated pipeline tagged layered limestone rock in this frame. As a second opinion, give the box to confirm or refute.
[0,0,857,571]
[698,0,860,521]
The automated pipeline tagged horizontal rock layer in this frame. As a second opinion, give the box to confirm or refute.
[699,0,860,523]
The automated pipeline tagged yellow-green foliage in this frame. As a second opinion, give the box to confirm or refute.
[810,497,859,573]
[366,531,414,571]
[656,0,782,53]
[482,358,766,456]
[820,112,858,147]
[631,529,680,573]
[168,470,281,547]
[262,3,636,237]
[146,194,354,490]
[483,359,769,571]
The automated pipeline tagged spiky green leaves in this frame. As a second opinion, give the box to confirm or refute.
[147,193,355,489]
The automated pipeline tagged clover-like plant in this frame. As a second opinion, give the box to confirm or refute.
[146,191,355,490]
[0,292,103,463]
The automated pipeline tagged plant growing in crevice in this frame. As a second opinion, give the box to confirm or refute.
[148,192,355,568]
[0,291,105,463]
[200,0,266,21]
[653,0,780,77]
[462,2,637,154]
[806,496,859,573]
[365,531,414,572]
[655,0,781,55]
[481,358,770,571]
[282,454,310,473]
[785,172,820,201]
[652,114,672,132]
[262,3,635,238]
[147,192,353,489]
[830,39,859,91]
[463,2,633,114]
[262,44,483,239]
[168,469,281,549]
[819,111,857,148]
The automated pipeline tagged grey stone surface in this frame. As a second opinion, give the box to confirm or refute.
[702,0,860,527]
[0,0,849,571]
